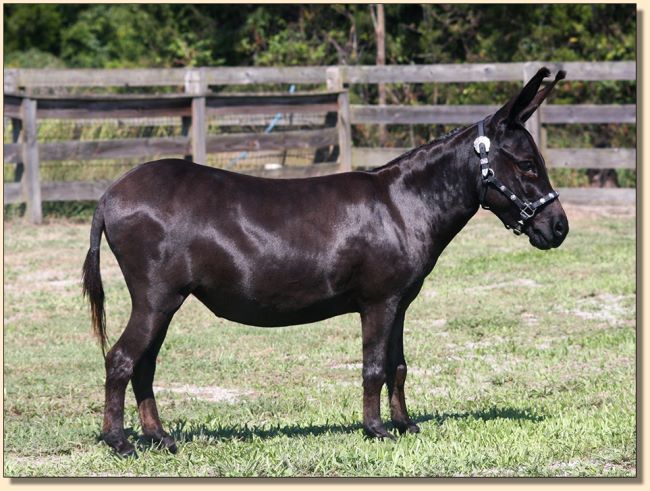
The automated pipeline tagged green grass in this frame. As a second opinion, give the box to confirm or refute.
[3,205,636,477]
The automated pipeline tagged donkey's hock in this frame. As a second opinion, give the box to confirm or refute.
[82,67,568,456]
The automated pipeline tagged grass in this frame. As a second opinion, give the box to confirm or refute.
[3,204,636,477]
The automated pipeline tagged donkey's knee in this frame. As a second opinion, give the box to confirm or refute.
[362,363,386,392]
[105,346,135,385]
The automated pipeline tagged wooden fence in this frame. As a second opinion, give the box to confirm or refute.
[4,61,636,223]
[3,91,351,223]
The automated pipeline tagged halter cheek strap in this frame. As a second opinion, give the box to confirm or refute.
[474,119,559,235]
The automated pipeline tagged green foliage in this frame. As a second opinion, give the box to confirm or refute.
[4,48,66,69]
[410,4,635,64]
[2,4,636,188]
[5,5,635,69]
[3,4,67,55]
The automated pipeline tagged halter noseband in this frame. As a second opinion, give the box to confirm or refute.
[474,119,559,235]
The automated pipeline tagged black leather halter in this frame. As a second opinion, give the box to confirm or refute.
[475,119,559,235]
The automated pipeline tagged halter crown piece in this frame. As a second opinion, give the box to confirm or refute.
[474,119,559,236]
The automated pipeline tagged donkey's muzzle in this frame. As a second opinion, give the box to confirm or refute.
[527,214,569,250]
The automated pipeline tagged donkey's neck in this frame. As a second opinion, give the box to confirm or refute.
[378,124,482,258]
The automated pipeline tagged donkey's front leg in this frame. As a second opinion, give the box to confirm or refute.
[387,309,420,434]
[360,302,397,440]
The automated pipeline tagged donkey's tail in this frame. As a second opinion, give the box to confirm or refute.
[82,199,108,358]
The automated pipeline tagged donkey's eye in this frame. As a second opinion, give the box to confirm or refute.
[517,160,535,173]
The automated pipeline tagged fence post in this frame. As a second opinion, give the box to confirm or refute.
[190,96,207,165]
[5,69,18,93]
[11,118,24,183]
[326,66,343,91]
[336,91,353,172]
[21,97,42,224]
[523,62,542,148]
[327,67,352,172]
[185,68,208,164]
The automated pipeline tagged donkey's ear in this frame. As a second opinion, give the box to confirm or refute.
[493,67,550,125]
[518,70,566,123]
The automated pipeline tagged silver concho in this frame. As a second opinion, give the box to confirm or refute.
[473,136,491,154]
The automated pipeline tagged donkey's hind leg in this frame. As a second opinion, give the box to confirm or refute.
[102,298,181,457]
[131,323,177,453]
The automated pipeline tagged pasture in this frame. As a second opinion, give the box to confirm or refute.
[3,203,635,477]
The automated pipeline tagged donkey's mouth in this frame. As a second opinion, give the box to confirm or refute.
[528,232,552,250]
[525,225,556,250]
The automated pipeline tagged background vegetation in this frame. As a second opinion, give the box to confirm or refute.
[3,5,636,202]
[3,4,636,68]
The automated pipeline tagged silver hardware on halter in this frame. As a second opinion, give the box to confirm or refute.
[473,136,491,154]
[520,204,535,219]
[482,167,494,178]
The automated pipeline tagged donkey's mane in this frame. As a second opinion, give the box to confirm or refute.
[368,125,467,173]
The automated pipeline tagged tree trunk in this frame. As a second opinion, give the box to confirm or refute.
[371,4,387,146]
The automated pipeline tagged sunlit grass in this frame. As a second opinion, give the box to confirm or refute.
[3,205,635,477]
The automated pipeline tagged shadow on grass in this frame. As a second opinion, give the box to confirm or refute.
[152,406,544,445]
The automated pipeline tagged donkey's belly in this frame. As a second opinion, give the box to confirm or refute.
[192,286,357,327]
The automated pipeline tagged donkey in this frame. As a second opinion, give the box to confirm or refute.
[83,67,568,456]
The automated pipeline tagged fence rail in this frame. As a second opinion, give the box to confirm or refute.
[5,61,636,90]
[3,90,352,222]
[349,104,636,125]
[4,61,636,223]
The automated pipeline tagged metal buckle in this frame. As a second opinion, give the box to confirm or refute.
[513,219,524,235]
[520,203,535,220]
[473,136,491,154]
[506,220,524,235]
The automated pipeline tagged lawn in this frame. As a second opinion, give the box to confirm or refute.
[3,203,636,477]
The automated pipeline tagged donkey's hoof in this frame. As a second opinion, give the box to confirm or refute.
[102,432,137,458]
[405,422,421,434]
[160,435,178,454]
[144,432,178,454]
[117,444,138,458]
[394,420,421,435]
[363,424,396,441]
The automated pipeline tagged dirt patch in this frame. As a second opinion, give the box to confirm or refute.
[568,293,635,326]
[331,362,362,370]
[330,362,438,378]
[472,467,519,477]
[423,289,438,298]
[547,458,635,476]
[520,312,539,326]
[155,384,253,403]
[473,278,540,292]
[6,454,70,469]
[20,270,79,289]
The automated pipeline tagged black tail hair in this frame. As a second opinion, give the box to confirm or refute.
[82,201,107,357]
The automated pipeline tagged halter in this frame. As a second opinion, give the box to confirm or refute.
[474,119,559,236]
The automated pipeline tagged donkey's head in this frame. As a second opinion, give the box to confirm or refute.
[477,67,569,250]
